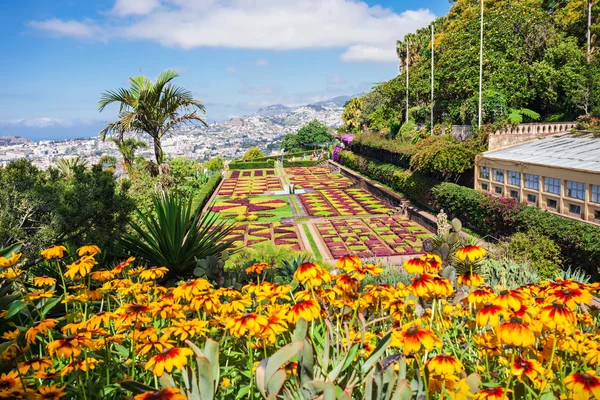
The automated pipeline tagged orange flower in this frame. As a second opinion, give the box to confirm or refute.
[419,253,443,273]
[496,318,535,348]
[288,299,321,323]
[111,256,135,273]
[246,262,269,274]
[467,287,494,305]
[540,302,576,331]
[456,245,486,262]
[25,319,57,344]
[41,245,67,260]
[139,267,169,281]
[475,387,508,400]
[344,262,383,281]
[36,384,67,400]
[494,290,525,310]
[476,303,506,327]
[134,388,187,400]
[334,274,359,292]
[18,355,53,374]
[458,273,484,287]
[47,334,93,358]
[32,276,57,287]
[391,323,441,355]
[427,353,463,376]
[293,263,331,287]
[335,255,361,270]
[403,258,430,274]
[511,357,544,382]
[77,244,101,257]
[226,313,269,337]
[548,287,593,309]
[0,252,22,268]
[564,371,600,400]
[145,348,194,377]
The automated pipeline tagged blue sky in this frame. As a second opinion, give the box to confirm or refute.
[0,0,450,140]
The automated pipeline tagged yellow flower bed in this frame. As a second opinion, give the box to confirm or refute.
[0,245,598,399]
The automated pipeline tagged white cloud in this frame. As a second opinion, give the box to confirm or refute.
[112,0,162,16]
[27,19,103,39]
[255,59,269,67]
[0,118,98,129]
[340,45,398,63]
[28,0,435,63]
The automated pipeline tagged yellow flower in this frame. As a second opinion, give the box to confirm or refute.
[226,313,269,337]
[90,269,115,282]
[26,289,55,301]
[167,319,209,341]
[145,348,194,376]
[25,319,57,344]
[139,266,169,281]
[246,262,268,274]
[287,299,321,323]
[1,329,20,340]
[391,323,441,355]
[134,388,187,400]
[36,384,67,400]
[64,256,97,279]
[18,355,53,374]
[41,245,67,260]
[293,263,331,287]
[0,252,22,268]
[455,245,486,262]
[564,371,600,400]
[427,353,463,376]
[77,244,101,257]
[33,276,57,287]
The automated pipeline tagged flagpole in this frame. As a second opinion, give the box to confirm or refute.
[478,0,484,129]
[431,24,435,135]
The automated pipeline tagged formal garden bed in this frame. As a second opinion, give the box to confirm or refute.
[289,173,353,190]
[224,222,304,250]
[228,169,276,179]
[314,216,430,259]
[208,196,293,222]
[284,166,330,175]
[217,176,283,197]
[299,189,393,217]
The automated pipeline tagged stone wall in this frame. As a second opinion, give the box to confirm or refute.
[488,122,576,151]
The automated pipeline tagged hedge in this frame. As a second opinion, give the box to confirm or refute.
[337,150,438,207]
[282,160,322,167]
[430,182,600,278]
[248,151,320,162]
[228,160,275,170]
[191,173,222,212]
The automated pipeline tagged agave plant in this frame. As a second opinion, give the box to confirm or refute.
[121,193,234,278]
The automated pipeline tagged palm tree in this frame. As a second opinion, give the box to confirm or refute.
[98,69,207,165]
[108,137,148,170]
[55,156,88,180]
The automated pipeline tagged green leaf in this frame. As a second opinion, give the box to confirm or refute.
[40,295,64,317]
[120,380,157,394]
[0,243,22,258]
[266,369,286,396]
[362,332,392,374]
[5,301,26,319]
[265,341,304,384]
[196,356,214,400]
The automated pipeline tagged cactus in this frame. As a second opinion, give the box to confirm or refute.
[194,251,230,284]
[479,259,539,290]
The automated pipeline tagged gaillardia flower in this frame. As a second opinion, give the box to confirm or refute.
[134,388,186,400]
[455,245,486,262]
[564,371,600,400]
[145,348,194,376]
[427,353,463,376]
[41,245,67,260]
[293,263,330,287]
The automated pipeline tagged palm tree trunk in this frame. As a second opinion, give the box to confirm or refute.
[153,138,164,165]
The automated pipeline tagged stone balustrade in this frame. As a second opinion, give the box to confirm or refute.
[488,122,576,150]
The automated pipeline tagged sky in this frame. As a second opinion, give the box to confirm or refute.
[0,0,451,140]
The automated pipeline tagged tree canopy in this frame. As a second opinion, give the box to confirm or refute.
[344,0,600,132]
[281,120,333,152]
[241,147,265,161]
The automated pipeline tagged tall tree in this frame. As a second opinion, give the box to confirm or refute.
[98,70,207,165]
[108,137,148,171]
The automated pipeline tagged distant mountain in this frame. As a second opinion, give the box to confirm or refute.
[310,95,353,108]
[0,136,33,146]
[256,104,292,117]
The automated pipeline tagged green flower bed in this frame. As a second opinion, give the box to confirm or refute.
[228,160,275,170]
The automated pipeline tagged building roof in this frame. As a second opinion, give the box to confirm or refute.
[482,133,600,173]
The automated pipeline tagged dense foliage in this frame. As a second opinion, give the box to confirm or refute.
[241,147,265,161]
[430,182,600,278]
[343,0,600,132]
[228,160,276,170]
[281,120,333,152]
[0,159,133,259]
[500,231,563,279]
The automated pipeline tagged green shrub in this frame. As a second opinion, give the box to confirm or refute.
[191,173,222,212]
[241,147,265,161]
[479,258,539,290]
[228,160,275,170]
[337,150,438,206]
[430,182,600,278]
[500,232,562,279]
[282,160,321,167]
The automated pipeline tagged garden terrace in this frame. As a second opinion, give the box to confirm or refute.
[224,222,304,251]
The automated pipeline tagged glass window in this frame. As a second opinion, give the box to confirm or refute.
[592,185,600,203]
[479,166,490,180]
[566,181,586,200]
[508,171,521,186]
[544,177,561,195]
[510,190,519,199]
[527,194,537,203]
[569,204,582,215]
[547,199,558,209]
[494,169,505,183]
[595,210,600,220]
[481,183,488,191]
[495,186,503,195]
[525,174,539,190]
